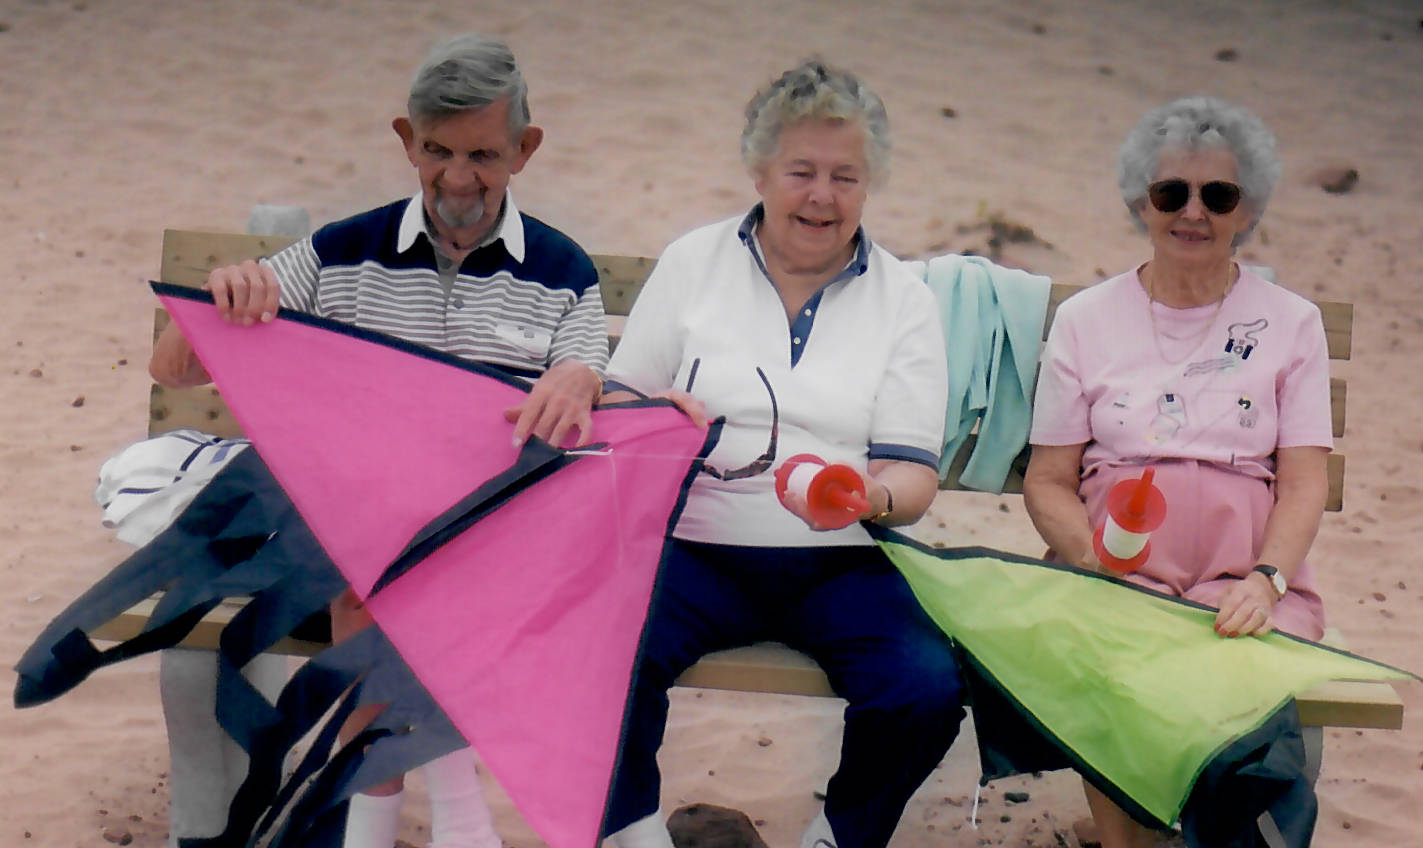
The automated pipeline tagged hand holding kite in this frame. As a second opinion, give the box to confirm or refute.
[206,259,282,326]
[504,358,605,448]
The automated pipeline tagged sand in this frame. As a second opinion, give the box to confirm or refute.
[2,1,1421,846]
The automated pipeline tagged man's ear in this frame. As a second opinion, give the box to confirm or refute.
[393,117,418,165]
[509,125,544,175]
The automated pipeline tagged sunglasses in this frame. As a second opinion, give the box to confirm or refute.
[685,360,780,482]
[1147,179,1242,215]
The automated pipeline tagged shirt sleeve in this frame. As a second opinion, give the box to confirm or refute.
[548,280,610,374]
[262,237,322,313]
[868,282,949,468]
[1275,305,1334,449]
[604,244,688,396]
[1029,303,1093,447]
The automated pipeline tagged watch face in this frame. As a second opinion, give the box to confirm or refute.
[1255,565,1286,597]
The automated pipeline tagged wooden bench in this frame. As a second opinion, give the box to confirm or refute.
[92,229,1402,731]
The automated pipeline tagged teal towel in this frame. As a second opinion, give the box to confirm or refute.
[911,254,1051,493]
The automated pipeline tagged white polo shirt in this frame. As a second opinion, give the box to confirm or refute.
[607,209,948,547]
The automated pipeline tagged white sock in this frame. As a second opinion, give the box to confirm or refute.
[799,808,836,848]
[608,809,674,848]
[423,747,502,848]
[343,789,405,848]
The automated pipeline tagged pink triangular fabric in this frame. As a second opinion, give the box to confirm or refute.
[159,289,706,848]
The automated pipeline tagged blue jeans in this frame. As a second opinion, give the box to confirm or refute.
[605,540,966,848]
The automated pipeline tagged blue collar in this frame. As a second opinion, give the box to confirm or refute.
[736,203,871,282]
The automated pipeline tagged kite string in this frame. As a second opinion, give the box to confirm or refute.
[970,783,981,830]
[565,447,701,462]
[607,452,628,587]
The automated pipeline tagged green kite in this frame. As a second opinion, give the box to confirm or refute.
[873,528,1413,846]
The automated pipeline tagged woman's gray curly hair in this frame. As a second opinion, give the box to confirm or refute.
[1117,95,1282,246]
[741,58,891,188]
[407,33,530,138]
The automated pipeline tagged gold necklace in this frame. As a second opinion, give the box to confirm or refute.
[1145,263,1234,366]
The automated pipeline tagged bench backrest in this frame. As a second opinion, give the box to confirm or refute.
[151,229,1352,509]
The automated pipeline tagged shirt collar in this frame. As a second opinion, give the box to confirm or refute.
[397,189,526,263]
[736,203,872,279]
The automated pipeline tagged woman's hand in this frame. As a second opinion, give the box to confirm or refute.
[1214,571,1279,638]
[779,465,883,531]
[781,460,935,531]
[1072,548,1107,574]
[1213,446,1327,638]
[777,486,831,531]
[1024,443,1100,570]
[598,387,708,429]
[649,388,708,429]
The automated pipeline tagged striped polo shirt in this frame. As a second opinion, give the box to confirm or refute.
[264,192,608,378]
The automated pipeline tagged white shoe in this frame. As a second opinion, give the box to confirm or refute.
[342,790,404,848]
[424,748,502,848]
[608,809,674,848]
[799,809,836,848]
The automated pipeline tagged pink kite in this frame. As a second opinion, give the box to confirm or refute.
[151,284,711,847]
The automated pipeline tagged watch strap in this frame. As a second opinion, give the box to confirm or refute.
[1252,564,1287,599]
[873,487,894,523]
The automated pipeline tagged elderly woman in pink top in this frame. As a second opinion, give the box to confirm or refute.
[1023,96,1332,848]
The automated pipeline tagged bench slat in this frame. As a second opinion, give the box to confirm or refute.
[89,601,1401,728]
[157,233,1356,360]
[161,230,299,287]
[90,597,326,657]
[148,236,1353,509]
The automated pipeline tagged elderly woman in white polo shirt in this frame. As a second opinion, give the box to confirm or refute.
[598,59,964,848]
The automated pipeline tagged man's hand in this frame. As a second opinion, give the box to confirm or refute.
[207,260,281,325]
[150,260,282,386]
[504,359,604,448]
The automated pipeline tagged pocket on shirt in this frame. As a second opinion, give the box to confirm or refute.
[492,321,553,358]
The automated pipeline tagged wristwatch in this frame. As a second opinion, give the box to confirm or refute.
[1252,564,1287,599]
[873,487,895,523]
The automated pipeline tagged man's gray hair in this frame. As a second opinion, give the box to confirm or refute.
[741,58,891,188]
[1117,95,1281,246]
[408,33,530,137]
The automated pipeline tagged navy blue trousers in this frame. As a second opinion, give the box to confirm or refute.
[606,540,966,848]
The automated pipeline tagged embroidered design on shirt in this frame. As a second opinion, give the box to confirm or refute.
[1111,392,1131,427]
[1184,355,1239,377]
[1183,318,1269,377]
[1148,391,1188,442]
[1237,395,1260,429]
[1224,318,1268,359]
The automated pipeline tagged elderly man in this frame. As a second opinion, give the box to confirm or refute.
[150,33,607,848]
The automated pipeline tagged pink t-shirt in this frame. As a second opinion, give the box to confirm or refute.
[1030,266,1333,480]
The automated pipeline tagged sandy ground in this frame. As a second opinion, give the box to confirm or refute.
[2,1,1421,846]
